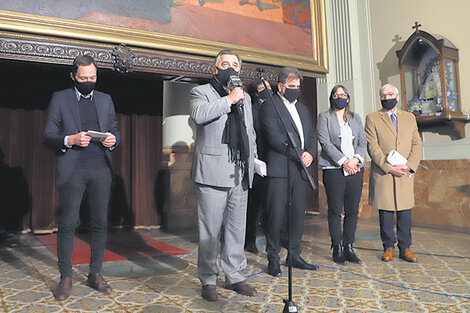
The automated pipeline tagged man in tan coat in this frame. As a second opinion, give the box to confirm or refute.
[365,84,422,263]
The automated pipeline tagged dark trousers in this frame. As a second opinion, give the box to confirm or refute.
[57,167,112,278]
[323,169,363,246]
[245,175,264,246]
[264,169,306,263]
[379,209,412,251]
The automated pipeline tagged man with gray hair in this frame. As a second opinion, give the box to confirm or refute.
[190,49,257,301]
[365,84,422,263]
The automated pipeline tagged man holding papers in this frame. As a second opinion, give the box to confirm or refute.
[43,55,120,300]
[365,84,422,263]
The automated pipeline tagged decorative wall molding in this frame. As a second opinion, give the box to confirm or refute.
[112,44,135,73]
[0,31,282,82]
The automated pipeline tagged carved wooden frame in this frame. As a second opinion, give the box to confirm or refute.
[0,30,290,83]
[0,1,328,75]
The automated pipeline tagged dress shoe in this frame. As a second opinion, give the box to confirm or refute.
[202,284,218,301]
[266,261,282,277]
[399,248,418,263]
[225,280,257,296]
[332,244,346,264]
[53,276,72,301]
[343,244,362,264]
[86,273,112,294]
[244,241,259,254]
[382,247,394,262]
[287,256,319,271]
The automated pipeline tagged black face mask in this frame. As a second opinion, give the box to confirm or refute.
[381,98,397,110]
[330,97,349,110]
[74,80,96,96]
[282,87,300,103]
[258,89,271,101]
[215,67,238,86]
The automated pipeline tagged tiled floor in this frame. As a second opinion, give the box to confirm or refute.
[1,216,469,312]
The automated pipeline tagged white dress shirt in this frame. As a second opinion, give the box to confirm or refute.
[279,92,304,149]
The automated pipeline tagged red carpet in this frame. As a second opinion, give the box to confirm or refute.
[36,233,190,265]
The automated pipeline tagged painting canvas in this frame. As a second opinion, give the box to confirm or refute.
[0,0,327,72]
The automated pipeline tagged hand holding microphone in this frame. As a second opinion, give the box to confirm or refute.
[227,87,245,105]
[227,75,245,105]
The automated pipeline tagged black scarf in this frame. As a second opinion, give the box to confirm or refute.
[209,77,250,174]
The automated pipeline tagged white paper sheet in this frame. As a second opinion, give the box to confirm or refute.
[254,158,267,177]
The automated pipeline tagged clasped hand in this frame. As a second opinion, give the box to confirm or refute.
[343,158,359,175]
[68,131,116,148]
[301,152,313,167]
[389,164,410,177]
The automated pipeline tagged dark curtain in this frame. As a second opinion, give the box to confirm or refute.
[0,60,163,232]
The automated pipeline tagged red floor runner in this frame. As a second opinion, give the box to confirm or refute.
[36,234,190,265]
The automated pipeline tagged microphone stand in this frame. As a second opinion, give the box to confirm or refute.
[256,70,316,313]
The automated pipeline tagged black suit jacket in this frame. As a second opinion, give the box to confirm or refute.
[252,98,266,160]
[260,94,317,178]
[43,88,120,186]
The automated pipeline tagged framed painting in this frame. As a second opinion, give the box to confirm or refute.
[0,0,328,74]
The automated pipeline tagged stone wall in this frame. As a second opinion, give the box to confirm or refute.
[318,160,470,233]
[163,149,470,234]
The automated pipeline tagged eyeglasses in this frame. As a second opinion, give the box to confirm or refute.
[380,93,397,100]
[332,93,348,99]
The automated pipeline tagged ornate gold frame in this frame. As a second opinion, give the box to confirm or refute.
[0,0,328,74]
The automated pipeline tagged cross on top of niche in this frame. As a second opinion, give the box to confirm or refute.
[412,21,422,33]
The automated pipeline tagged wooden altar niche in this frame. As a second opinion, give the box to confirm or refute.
[0,30,319,233]
[396,22,469,140]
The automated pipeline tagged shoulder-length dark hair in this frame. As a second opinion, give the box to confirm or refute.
[329,84,354,123]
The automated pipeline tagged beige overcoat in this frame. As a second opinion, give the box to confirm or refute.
[365,109,422,211]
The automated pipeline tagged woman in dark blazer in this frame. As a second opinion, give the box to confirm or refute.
[317,85,367,264]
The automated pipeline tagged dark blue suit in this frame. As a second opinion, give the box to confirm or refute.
[260,94,317,263]
[43,88,120,186]
[43,87,120,278]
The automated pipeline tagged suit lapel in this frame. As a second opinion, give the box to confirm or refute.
[274,95,301,139]
[380,110,397,135]
[297,102,310,147]
[396,109,404,136]
[69,89,82,131]
[330,110,342,142]
[94,93,105,131]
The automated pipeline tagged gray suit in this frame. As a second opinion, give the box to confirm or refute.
[317,110,367,169]
[190,83,257,285]
[317,109,366,246]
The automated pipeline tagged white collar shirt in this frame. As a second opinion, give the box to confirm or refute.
[278,92,304,149]
[74,87,94,101]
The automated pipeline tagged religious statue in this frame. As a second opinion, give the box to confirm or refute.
[419,65,441,100]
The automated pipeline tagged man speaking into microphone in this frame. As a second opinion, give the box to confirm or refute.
[190,49,257,301]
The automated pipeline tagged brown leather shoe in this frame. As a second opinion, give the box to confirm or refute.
[399,248,418,263]
[382,247,394,262]
[202,284,218,301]
[225,280,257,296]
[86,273,112,294]
[53,277,72,301]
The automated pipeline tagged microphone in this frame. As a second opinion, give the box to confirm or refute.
[227,75,245,107]
[227,75,243,91]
